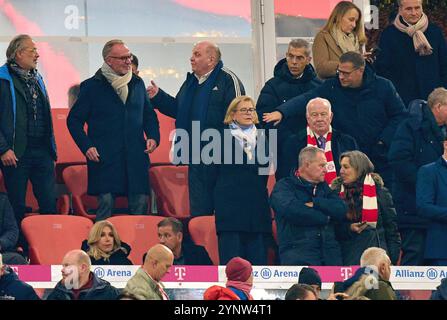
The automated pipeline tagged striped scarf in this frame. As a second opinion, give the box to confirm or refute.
[339,174,378,228]
[306,126,336,185]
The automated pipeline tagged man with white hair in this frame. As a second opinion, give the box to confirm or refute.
[342,247,396,300]
[47,249,119,300]
[278,97,358,182]
[0,253,39,300]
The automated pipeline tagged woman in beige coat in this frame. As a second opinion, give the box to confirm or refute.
[312,1,367,79]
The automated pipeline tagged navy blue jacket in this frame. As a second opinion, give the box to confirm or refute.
[276,128,358,181]
[0,193,19,252]
[67,70,160,196]
[178,240,213,265]
[375,23,447,106]
[388,101,442,228]
[277,66,406,171]
[47,272,120,300]
[0,63,56,159]
[431,277,447,300]
[416,157,447,259]
[270,174,347,265]
[0,267,40,300]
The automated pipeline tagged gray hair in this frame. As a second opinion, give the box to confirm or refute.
[339,51,365,69]
[339,151,374,180]
[288,38,311,56]
[427,87,447,109]
[6,34,32,63]
[299,146,325,168]
[397,0,422,7]
[205,42,221,62]
[306,97,332,115]
[360,247,391,267]
[102,39,125,60]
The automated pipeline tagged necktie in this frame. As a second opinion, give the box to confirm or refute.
[318,136,326,149]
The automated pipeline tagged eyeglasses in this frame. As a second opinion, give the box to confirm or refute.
[336,67,359,77]
[109,55,133,62]
[237,108,256,114]
[22,47,38,54]
[286,53,306,62]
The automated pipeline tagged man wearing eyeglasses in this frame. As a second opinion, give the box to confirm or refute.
[147,41,245,217]
[263,51,406,188]
[67,39,160,221]
[0,34,57,250]
[256,39,322,180]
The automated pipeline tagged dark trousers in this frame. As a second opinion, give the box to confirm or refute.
[1,251,28,265]
[188,164,217,216]
[218,232,268,265]
[96,193,148,221]
[400,228,426,266]
[426,259,447,266]
[1,146,56,247]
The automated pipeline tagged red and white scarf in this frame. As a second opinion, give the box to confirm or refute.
[339,174,378,228]
[306,126,336,185]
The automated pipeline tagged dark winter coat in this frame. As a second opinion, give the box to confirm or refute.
[213,128,272,234]
[331,174,401,265]
[0,63,56,160]
[0,266,40,300]
[375,23,447,106]
[180,240,213,265]
[388,101,443,228]
[431,277,447,300]
[67,70,160,196]
[276,128,358,181]
[417,157,447,260]
[47,272,120,300]
[270,174,347,265]
[277,66,406,173]
[81,239,133,265]
[0,193,19,253]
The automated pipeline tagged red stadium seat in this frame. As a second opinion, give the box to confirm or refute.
[62,165,133,220]
[188,216,219,265]
[107,215,165,265]
[149,110,175,165]
[149,165,190,219]
[22,215,93,264]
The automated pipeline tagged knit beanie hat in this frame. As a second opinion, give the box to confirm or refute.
[225,257,253,282]
[298,267,322,288]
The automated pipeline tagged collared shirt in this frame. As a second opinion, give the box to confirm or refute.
[144,270,169,300]
[194,68,214,85]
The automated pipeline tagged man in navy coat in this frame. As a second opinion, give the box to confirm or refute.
[67,39,160,221]
[416,138,447,266]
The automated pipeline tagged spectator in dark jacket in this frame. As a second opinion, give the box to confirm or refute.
[148,41,245,217]
[416,139,447,266]
[47,250,120,300]
[264,51,406,188]
[331,151,401,266]
[375,0,447,106]
[0,254,39,300]
[281,97,358,183]
[270,146,347,265]
[256,39,321,180]
[157,217,212,265]
[81,220,132,265]
[0,193,26,265]
[388,87,447,265]
[213,96,272,265]
[430,277,447,300]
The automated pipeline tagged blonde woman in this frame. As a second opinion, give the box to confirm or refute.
[81,220,132,265]
[312,1,367,79]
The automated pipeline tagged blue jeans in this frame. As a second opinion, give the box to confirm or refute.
[95,193,148,221]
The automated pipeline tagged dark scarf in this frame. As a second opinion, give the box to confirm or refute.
[341,180,364,222]
[8,61,40,118]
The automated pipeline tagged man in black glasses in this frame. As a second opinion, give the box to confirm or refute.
[68,39,160,221]
[263,51,406,188]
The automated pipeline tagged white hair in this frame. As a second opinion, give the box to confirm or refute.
[360,247,391,267]
[306,98,332,115]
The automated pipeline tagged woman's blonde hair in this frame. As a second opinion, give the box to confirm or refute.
[223,95,259,125]
[322,1,367,45]
[87,220,122,260]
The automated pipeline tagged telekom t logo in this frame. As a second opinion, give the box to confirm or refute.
[174,267,186,281]
[340,267,353,280]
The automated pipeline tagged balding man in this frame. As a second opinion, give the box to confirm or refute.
[278,97,358,182]
[47,249,120,300]
[124,244,174,300]
[68,39,160,221]
[148,41,245,217]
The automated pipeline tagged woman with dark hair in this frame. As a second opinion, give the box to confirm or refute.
[331,151,401,265]
[81,220,132,265]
